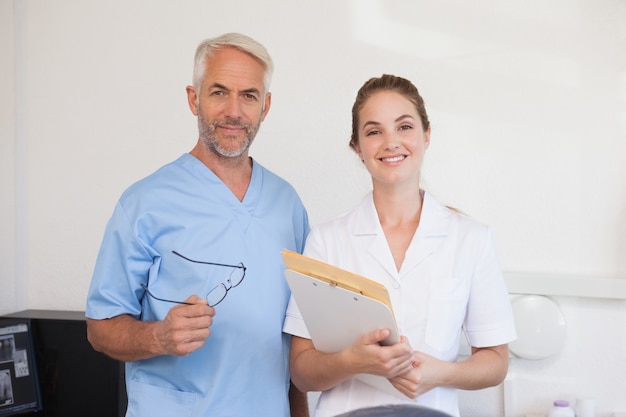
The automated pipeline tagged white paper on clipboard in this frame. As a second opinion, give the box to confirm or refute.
[284,269,408,398]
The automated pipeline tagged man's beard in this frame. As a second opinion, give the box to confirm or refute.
[198,113,260,158]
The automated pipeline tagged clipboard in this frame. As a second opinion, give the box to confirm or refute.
[282,250,409,398]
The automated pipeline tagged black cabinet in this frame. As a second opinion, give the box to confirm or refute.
[1,310,126,417]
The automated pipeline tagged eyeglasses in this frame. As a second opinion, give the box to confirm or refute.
[141,250,246,307]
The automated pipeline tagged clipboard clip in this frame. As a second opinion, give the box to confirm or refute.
[309,272,364,295]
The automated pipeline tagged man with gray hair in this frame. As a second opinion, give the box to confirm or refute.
[86,33,310,416]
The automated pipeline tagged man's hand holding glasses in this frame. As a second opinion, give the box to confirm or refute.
[151,293,215,357]
[139,251,247,357]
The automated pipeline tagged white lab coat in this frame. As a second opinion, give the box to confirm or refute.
[284,191,516,417]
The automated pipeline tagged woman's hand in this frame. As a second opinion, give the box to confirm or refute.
[345,330,414,378]
[388,350,451,399]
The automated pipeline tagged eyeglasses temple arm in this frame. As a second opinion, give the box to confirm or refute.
[171,251,245,269]
[140,284,195,306]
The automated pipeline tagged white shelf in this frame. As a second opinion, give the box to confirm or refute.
[504,272,626,300]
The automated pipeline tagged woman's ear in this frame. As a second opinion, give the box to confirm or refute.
[352,142,364,162]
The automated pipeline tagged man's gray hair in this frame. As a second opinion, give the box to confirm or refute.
[192,33,274,93]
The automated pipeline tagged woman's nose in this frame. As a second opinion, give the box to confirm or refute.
[383,133,400,150]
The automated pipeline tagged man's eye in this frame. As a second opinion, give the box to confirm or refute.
[243,93,258,100]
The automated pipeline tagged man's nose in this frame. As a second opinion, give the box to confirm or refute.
[223,95,243,118]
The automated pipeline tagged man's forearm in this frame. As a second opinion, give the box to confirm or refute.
[87,315,162,362]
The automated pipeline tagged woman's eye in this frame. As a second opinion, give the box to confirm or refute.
[366,130,380,136]
[399,124,413,131]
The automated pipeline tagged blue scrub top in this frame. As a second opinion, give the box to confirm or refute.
[87,154,309,417]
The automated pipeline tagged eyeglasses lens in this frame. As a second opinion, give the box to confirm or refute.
[206,263,245,307]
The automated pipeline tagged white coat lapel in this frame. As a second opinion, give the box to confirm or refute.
[400,193,451,277]
[369,230,398,279]
[352,193,400,279]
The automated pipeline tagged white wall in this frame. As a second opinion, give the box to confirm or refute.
[1,1,625,416]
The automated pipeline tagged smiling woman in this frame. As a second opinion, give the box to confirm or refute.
[353,90,430,202]
[283,74,516,417]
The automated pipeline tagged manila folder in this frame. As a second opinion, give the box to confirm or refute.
[284,267,408,399]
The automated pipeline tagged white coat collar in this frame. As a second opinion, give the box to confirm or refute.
[351,191,453,278]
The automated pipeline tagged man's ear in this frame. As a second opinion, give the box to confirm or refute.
[260,92,272,121]
[186,85,199,116]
